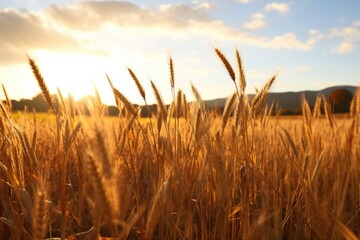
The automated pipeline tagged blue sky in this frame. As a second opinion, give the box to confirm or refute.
[0,0,359,105]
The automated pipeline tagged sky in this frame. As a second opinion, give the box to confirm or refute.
[0,0,359,105]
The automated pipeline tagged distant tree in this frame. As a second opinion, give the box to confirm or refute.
[32,93,50,112]
[328,89,353,113]
[108,106,120,116]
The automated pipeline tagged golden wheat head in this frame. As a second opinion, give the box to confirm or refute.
[27,56,55,111]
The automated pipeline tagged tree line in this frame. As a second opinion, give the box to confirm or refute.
[3,89,354,116]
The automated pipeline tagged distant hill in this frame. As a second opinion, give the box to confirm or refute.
[4,85,358,115]
[203,85,358,111]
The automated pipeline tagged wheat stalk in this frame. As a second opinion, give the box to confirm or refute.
[32,177,48,240]
[252,75,276,117]
[236,49,246,93]
[106,73,121,108]
[128,67,146,101]
[28,56,55,112]
[113,88,137,116]
[321,94,334,130]
[350,88,360,117]
[301,94,312,133]
[151,81,167,123]
[312,95,322,119]
[169,56,175,89]
[280,126,298,159]
[83,150,119,224]
[222,92,237,132]
[176,89,182,118]
[182,93,189,121]
[1,84,12,110]
[214,48,235,82]
[145,181,168,239]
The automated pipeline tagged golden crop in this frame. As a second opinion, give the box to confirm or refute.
[0,49,359,239]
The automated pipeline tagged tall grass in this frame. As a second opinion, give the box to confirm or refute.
[0,49,359,239]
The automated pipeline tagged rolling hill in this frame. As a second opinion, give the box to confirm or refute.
[203,85,357,111]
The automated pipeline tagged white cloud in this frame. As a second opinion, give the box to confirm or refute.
[269,33,311,50]
[334,42,356,54]
[236,0,251,3]
[265,2,290,13]
[194,2,214,10]
[353,20,360,27]
[0,1,318,67]
[331,26,360,53]
[307,29,325,46]
[43,2,315,51]
[243,12,266,30]
[283,65,312,77]
[309,29,319,35]
[331,27,360,41]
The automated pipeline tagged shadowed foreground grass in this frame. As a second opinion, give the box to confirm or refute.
[0,49,359,239]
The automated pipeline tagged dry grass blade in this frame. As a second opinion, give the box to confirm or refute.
[236,49,246,92]
[28,56,55,112]
[214,48,235,82]
[128,68,146,101]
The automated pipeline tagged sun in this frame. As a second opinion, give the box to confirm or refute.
[32,52,116,104]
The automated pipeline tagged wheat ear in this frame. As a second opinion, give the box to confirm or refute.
[222,92,237,132]
[32,177,48,240]
[106,73,120,107]
[1,84,12,110]
[169,56,175,89]
[321,94,334,130]
[235,49,246,92]
[280,126,298,159]
[145,181,168,239]
[151,81,167,122]
[176,89,182,118]
[252,75,276,117]
[128,68,146,101]
[214,48,235,82]
[113,88,137,116]
[28,56,55,111]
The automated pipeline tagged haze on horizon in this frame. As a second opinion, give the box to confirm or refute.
[0,0,359,105]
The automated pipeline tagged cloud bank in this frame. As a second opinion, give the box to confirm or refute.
[0,1,320,66]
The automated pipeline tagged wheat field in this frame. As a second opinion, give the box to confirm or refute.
[0,48,359,239]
